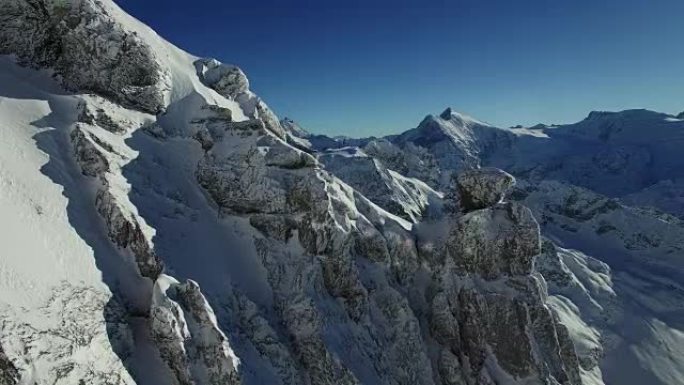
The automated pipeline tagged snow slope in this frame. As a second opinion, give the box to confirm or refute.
[0,55,167,385]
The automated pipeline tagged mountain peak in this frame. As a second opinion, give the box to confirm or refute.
[280,117,310,138]
[585,108,669,122]
[437,107,488,127]
[439,107,454,119]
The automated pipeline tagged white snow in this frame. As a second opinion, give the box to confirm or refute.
[0,55,150,384]
[2,1,684,384]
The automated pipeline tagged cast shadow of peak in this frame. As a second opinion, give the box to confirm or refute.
[28,110,164,384]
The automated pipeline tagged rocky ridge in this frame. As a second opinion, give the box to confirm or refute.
[0,1,682,385]
[289,106,684,385]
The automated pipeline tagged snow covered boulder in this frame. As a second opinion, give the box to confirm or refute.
[456,167,515,211]
[193,57,286,139]
[195,58,249,99]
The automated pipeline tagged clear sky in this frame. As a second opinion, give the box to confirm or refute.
[115,0,684,137]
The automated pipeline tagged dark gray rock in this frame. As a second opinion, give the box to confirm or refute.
[95,189,163,279]
[457,167,516,211]
[151,278,241,385]
[0,0,167,113]
[448,202,540,279]
[249,214,298,241]
[71,126,110,178]
[0,344,19,385]
[423,172,583,384]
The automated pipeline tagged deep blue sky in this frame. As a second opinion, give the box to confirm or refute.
[115,0,684,137]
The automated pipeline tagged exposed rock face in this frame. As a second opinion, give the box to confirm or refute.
[0,284,136,385]
[456,167,515,212]
[95,188,164,279]
[70,125,111,177]
[448,202,539,279]
[194,58,249,99]
[421,169,581,385]
[151,276,241,385]
[0,344,19,385]
[0,2,623,384]
[0,0,167,113]
[70,123,163,280]
[195,57,286,139]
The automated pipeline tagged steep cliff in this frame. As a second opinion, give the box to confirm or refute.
[1,1,681,385]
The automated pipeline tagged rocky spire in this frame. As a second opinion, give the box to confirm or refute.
[426,167,582,384]
[440,107,453,119]
[456,167,516,212]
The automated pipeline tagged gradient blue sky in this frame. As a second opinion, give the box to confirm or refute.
[115,0,684,137]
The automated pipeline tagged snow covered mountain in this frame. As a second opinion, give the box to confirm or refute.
[292,108,684,385]
[0,1,682,385]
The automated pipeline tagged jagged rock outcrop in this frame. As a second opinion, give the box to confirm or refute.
[12,1,684,384]
[456,167,515,212]
[70,123,163,279]
[194,59,249,100]
[151,276,241,385]
[0,344,19,385]
[0,0,168,113]
[110,50,586,384]
[95,188,164,279]
[195,57,286,139]
[70,125,111,177]
[448,201,539,279]
[185,76,441,384]
[421,169,582,385]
